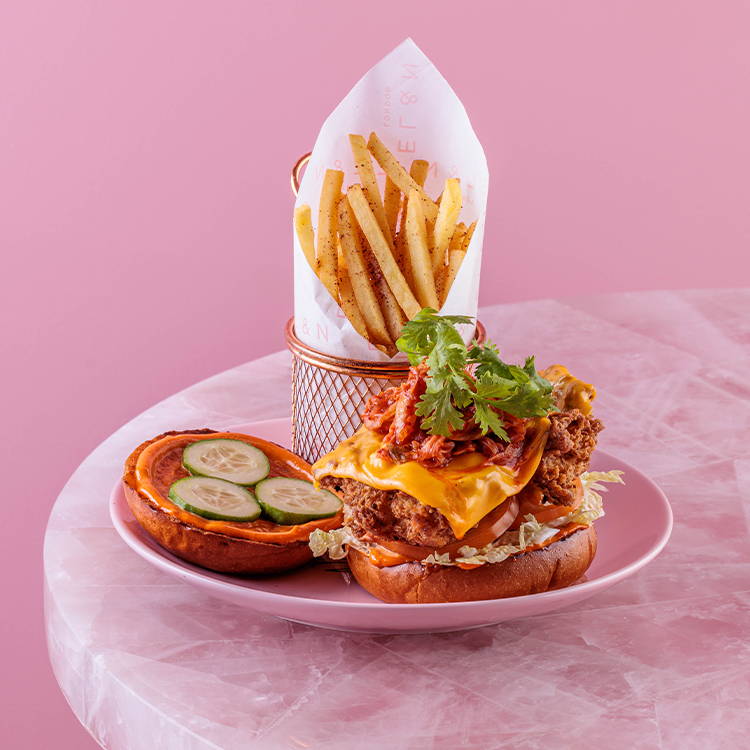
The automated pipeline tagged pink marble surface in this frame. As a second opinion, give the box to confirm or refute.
[44,290,750,749]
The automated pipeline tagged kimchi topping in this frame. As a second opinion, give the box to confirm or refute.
[362,363,530,469]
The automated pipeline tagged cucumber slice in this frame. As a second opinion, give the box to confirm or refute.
[168,477,261,522]
[255,477,342,525]
[182,439,270,486]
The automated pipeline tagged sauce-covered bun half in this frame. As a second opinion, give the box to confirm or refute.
[123,429,343,574]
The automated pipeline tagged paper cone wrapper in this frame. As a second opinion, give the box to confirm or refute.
[293,38,489,361]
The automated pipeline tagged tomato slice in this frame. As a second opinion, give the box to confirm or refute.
[511,479,583,528]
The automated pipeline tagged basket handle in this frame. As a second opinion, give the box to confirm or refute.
[290,152,312,196]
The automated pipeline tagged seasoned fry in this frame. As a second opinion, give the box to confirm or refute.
[383,176,401,238]
[337,197,392,349]
[355,220,404,344]
[395,159,430,235]
[349,134,392,248]
[347,184,421,319]
[337,262,370,343]
[409,159,430,188]
[404,189,440,310]
[316,169,344,300]
[392,228,413,289]
[336,236,347,275]
[373,271,405,342]
[431,178,462,273]
[462,220,477,252]
[437,225,467,304]
[367,133,438,223]
[414,160,436,249]
[294,205,316,271]
[442,248,467,305]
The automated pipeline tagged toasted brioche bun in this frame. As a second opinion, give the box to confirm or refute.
[346,525,597,603]
[122,429,330,575]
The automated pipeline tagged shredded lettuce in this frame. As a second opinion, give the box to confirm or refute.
[308,527,354,560]
[309,470,625,568]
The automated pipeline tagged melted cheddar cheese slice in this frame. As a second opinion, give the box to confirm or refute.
[312,419,550,540]
[541,365,596,415]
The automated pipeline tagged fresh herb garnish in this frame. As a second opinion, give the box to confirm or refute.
[396,308,556,440]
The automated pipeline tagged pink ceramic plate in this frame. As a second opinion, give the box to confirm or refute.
[110,418,672,633]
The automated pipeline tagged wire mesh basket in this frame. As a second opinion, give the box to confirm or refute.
[285,318,486,463]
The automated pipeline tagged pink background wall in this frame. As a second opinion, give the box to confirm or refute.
[2,1,747,747]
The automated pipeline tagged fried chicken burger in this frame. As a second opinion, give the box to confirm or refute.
[309,310,622,603]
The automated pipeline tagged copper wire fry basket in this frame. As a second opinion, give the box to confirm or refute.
[287,153,485,463]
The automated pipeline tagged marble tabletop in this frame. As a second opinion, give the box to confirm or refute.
[44,290,750,750]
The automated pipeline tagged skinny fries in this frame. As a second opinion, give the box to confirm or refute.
[437,224,468,305]
[349,135,391,247]
[293,132,476,354]
[337,198,392,350]
[316,169,344,301]
[294,205,316,271]
[347,184,420,319]
[383,176,401,238]
[393,159,430,289]
[405,189,440,310]
[431,178,462,273]
[367,133,438,223]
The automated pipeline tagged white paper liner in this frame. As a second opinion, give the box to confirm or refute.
[293,38,489,361]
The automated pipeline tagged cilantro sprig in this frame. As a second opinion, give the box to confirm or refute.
[396,309,556,440]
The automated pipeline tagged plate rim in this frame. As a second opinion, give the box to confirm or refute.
[109,417,673,612]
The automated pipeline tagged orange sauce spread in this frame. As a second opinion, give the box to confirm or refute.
[133,432,343,543]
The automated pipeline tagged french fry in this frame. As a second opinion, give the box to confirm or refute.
[393,228,413,289]
[294,205,316,271]
[367,133,438,223]
[404,189,440,310]
[436,225,467,304]
[431,178,462,273]
[442,247,467,305]
[337,197,392,349]
[349,134,392,248]
[355,220,404,344]
[372,270,405,342]
[389,155,433,281]
[413,160,436,249]
[336,236,347,275]
[395,159,430,234]
[347,184,421,319]
[462,220,477,252]
[409,159,430,188]
[383,176,401,237]
[316,169,344,300]
[392,159,431,278]
[337,262,370,344]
